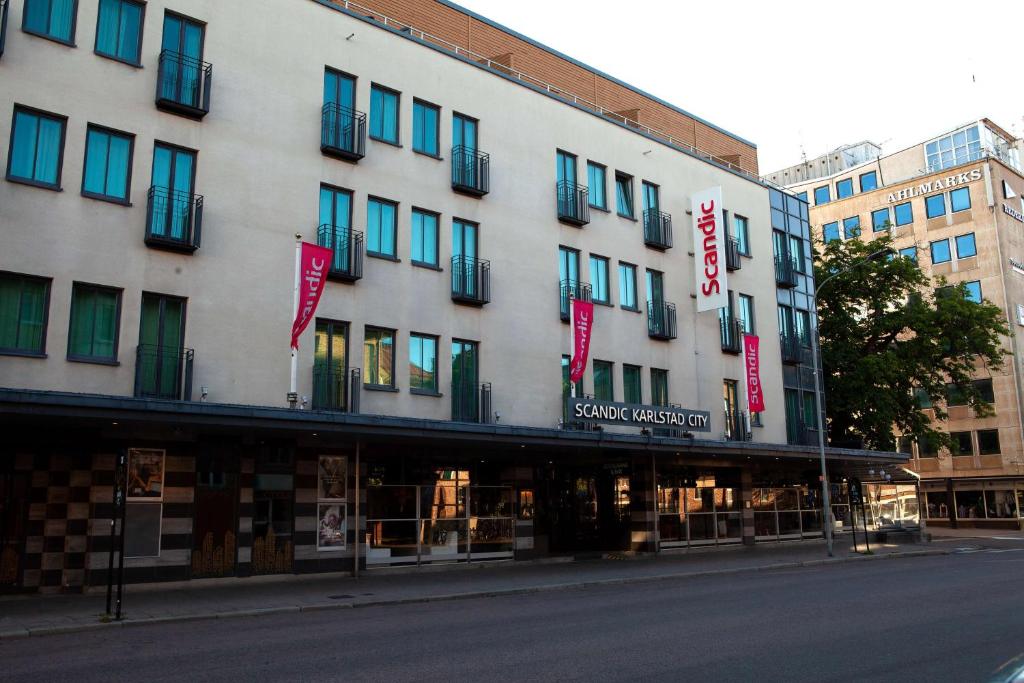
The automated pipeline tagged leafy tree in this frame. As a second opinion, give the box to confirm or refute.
[814,233,1008,451]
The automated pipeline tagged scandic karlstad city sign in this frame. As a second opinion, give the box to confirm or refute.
[568,398,711,431]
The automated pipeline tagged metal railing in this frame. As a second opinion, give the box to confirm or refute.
[134,344,193,400]
[451,255,490,305]
[146,186,203,252]
[780,331,802,365]
[775,253,798,287]
[0,0,8,58]
[786,419,819,447]
[156,50,212,117]
[312,365,348,412]
[317,224,364,282]
[321,102,367,161]
[451,146,490,196]
[452,381,492,423]
[643,209,673,250]
[719,316,743,354]
[559,280,592,321]
[726,237,742,271]
[556,180,589,225]
[647,300,677,340]
[724,409,750,442]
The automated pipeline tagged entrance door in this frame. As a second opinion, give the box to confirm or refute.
[150,143,197,241]
[138,293,186,398]
[451,339,478,421]
[192,448,238,578]
[252,445,294,574]
[452,113,479,187]
[0,468,29,591]
[547,466,631,553]
[160,13,205,107]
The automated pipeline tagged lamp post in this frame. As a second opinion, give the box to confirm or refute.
[812,246,894,557]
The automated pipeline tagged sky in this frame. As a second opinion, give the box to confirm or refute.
[455,0,1024,174]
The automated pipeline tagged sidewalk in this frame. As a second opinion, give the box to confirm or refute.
[0,538,944,640]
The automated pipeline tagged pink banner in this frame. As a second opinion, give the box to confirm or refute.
[569,299,594,384]
[290,242,333,350]
[743,334,765,413]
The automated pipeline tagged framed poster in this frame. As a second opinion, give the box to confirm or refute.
[318,456,347,501]
[127,448,165,500]
[318,504,346,549]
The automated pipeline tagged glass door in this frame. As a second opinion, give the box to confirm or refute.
[319,186,353,275]
[150,144,196,241]
[723,379,739,439]
[453,114,479,187]
[138,293,185,398]
[160,13,205,107]
[453,219,479,297]
[646,269,663,305]
[451,340,478,421]
[324,69,357,150]
[559,247,580,318]
[642,181,659,213]
[313,320,348,411]
[556,151,578,216]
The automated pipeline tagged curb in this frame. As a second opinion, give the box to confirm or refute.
[0,548,949,640]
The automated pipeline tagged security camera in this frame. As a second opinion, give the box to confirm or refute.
[200,386,209,401]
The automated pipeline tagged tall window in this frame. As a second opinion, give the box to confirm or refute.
[7,106,66,189]
[0,272,50,355]
[412,99,439,156]
[813,185,830,205]
[930,239,951,264]
[587,162,607,210]
[955,233,977,258]
[894,202,914,226]
[82,125,133,202]
[615,172,634,217]
[411,209,438,267]
[363,327,395,388]
[859,171,878,192]
[409,333,438,393]
[950,187,971,213]
[871,208,890,232]
[623,365,641,404]
[836,178,853,199]
[646,269,664,305]
[589,255,609,304]
[593,360,613,401]
[23,0,77,43]
[559,246,580,284]
[562,354,582,420]
[796,309,811,346]
[313,320,348,411]
[367,197,397,258]
[650,368,668,406]
[319,185,353,274]
[733,215,750,255]
[777,304,795,339]
[642,181,659,213]
[369,84,399,144]
[136,293,186,399]
[68,283,120,362]
[925,194,945,219]
[738,294,755,334]
[842,216,861,239]
[451,339,479,421]
[789,235,805,272]
[823,222,840,243]
[95,0,144,64]
[148,142,196,242]
[618,262,637,310]
[159,13,205,109]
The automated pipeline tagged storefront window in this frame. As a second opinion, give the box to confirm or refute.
[925,491,950,519]
[955,490,985,519]
[985,490,1017,519]
[125,448,165,559]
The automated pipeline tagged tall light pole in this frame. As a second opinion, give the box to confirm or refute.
[812,247,894,557]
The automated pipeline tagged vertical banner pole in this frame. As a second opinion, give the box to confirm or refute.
[353,441,360,579]
[569,290,576,399]
[289,235,301,406]
[115,451,128,620]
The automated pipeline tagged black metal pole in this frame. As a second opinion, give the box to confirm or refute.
[862,501,870,554]
[105,482,117,615]
[115,451,128,620]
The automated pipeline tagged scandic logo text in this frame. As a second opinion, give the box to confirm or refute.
[698,199,720,296]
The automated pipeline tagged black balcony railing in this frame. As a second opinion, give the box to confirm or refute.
[321,102,367,161]
[134,344,193,400]
[451,146,490,196]
[556,180,590,226]
[452,381,492,423]
[312,365,348,412]
[720,316,743,354]
[726,237,742,271]
[724,409,750,442]
[643,209,673,250]
[780,331,802,365]
[317,224,364,282]
[787,419,819,447]
[146,186,202,252]
[775,253,799,287]
[0,0,9,58]
[451,255,490,305]
[647,300,677,340]
[559,280,592,322]
[156,50,212,119]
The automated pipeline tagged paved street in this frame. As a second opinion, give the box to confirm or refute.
[2,546,1022,682]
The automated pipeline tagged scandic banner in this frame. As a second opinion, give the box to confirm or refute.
[691,186,727,313]
[569,298,594,384]
[290,242,333,350]
[743,334,765,413]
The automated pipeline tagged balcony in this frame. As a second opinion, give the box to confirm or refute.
[724,409,750,442]
[0,0,8,58]
[643,209,673,250]
[451,146,490,196]
[556,181,590,226]
[775,254,798,288]
[786,419,819,447]
[559,280,592,322]
[719,316,743,354]
[155,50,212,119]
[725,237,742,271]
[647,300,677,340]
[452,381,492,423]
[451,255,490,305]
[134,344,194,400]
[317,224,364,283]
[321,102,367,162]
[780,332,802,365]
[145,186,203,253]
[312,366,361,413]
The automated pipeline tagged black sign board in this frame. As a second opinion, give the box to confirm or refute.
[567,397,711,432]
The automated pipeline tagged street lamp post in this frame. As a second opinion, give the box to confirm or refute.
[812,247,894,557]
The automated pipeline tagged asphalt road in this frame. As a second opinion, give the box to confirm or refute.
[2,549,1022,682]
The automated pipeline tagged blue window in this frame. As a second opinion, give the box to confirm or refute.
[410,208,438,266]
[955,233,977,258]
[411,99,439,156]
[843,216,861,239]
[964,281,982,303]
[587,162,607,210]
[823,222,840,243]
[950,187,971,213]
[836,178,854,199]
[925,194,946,219]
[871,208,890,232]
[367,197,397,257]
[23,0,77,43]
[95,0,143,64]
[82,125,133,202]
[860,171,878,192]
[615,172,633,217]
[369,85,399,144]
[930,239,951,264]
[589,255,609,304]
[814,185,830,205]
[7,106,66,188]
[894,202,913,226]
[618,262,637,310]
[796,191,807,203]
[899,246,917,262]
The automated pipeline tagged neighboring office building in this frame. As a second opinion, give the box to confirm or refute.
[0,0,899,593]
[772,119,1024,530]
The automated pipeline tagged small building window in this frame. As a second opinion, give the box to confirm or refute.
[871,208,890,232]
[615,172,634,217]
[930,239,951,264]
[894,201,914,226]
[823,222,840,243]
[0,271,50,355]
[587,162,607,210]
[68,282,120,362]
[589,255,610,304]
[412,99,439,156]
[977,429,1000,455]
[859,171,878,192]
[813,185,830,205]
[593,360,613,401]
[367,197,397,258]
[95,0,144,65]
[734,215,750,255]
[950,187,971,213]
[950,431,973,455]
[82,124,134,202]
[618,262,637,310]
[955,233,976,259]
[925,194,946,219]
[408,333,438,393]
[23,0,78,44]
[964,280,982,303]
[842,216,861,239]
[622,364,641,404]
[363,326,395,388]
[410,208,439,267]
[369,84,399,144]
[899,246,917,262]
[836,178,853,199]
[7,106,66,189]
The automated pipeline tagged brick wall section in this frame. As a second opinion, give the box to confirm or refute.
[324,0,758,175]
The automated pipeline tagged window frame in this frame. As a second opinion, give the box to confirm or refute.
[80,122,135,205]
[22,0,79,46]
[929,239,951,265]
[842,215,861,239]
[925,193,946,219]
[67,281,122,364]
[93,0,145,67]
[622,364,642,404]
[363,325,397,390]
[871,208,890,232]
[408,332,440,395]
[899,246,917,262]
[411,98,440,158]
[738,293,755,334]
[586,161,607,211]
[734,214,751,256]
[823,221,840,243]
[366,195,399,260]
[893,201,914,226]
[964,280,982,303]
[410,206,440,269]
[835,178,854,199]
[589,254,610,305]
[6,104,68,191]
[955,233,977,259]
[368,83,401,146]
[813,185,830,205]
[592,359,614,401]
[0,270,52,357]
[615,171,634,219]
[950,187,971,213]
[977,429,1000,455]
[859,171,878,192]
[618,261,638,311]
